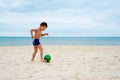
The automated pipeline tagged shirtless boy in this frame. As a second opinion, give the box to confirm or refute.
[30,22,48,62]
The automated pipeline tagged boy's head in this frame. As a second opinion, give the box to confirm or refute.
[40,22,48,31]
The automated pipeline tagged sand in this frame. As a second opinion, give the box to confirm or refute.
[0,46,120,80]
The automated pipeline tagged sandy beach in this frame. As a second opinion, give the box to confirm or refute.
[0,46,120,80]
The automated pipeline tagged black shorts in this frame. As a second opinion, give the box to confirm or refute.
[32,39,40,46]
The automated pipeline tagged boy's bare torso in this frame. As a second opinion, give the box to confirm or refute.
[34,29,41,39]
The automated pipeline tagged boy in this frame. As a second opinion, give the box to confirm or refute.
[30,22,48,62]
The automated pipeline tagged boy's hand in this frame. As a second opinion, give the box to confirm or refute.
[46,33,48,36]
[41,33,49,36]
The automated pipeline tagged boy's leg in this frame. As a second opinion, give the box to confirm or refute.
[37,45,44,62]
[31,46,38,61]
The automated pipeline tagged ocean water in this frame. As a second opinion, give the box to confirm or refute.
[0,37,120,46]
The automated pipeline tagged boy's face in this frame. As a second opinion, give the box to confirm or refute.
[40,26,47,31]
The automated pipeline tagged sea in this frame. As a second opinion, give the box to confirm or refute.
[0,37,120,46]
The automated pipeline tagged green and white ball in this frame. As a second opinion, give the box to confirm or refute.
[44,54,52,62]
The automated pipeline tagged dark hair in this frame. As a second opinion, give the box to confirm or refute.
[40,22,48,28]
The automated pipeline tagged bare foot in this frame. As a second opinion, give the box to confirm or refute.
[31,59,34,61]
[41,60,45,63]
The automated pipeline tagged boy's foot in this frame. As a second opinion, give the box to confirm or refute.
[41,60,45,63]
[31,59,34,61]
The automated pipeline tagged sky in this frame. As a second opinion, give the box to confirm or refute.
[0,0,120,37]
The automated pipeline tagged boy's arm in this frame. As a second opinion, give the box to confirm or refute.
[30,29,37,38]
[41,33,48,36]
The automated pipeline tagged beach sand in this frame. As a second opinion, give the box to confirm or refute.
[0,46,120,80]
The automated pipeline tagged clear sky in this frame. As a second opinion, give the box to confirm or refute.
[0,0,120,37]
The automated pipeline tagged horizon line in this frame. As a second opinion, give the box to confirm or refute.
[0,36,120,38]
